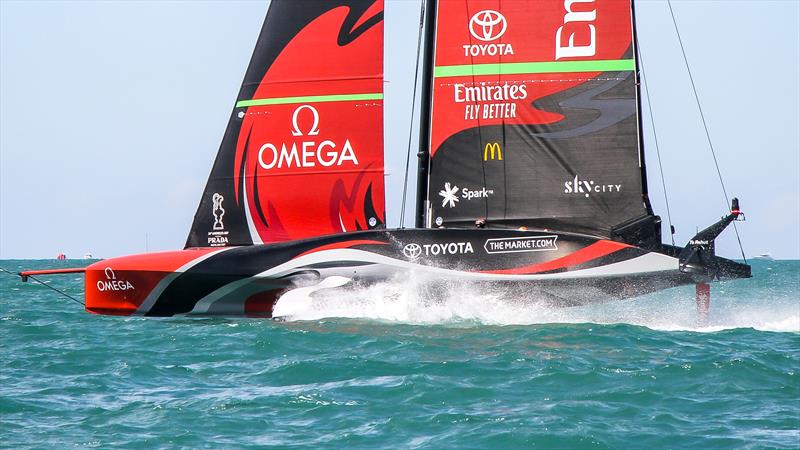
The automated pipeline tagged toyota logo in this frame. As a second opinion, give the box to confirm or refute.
[403,243,422,259]
[469,10,507,42]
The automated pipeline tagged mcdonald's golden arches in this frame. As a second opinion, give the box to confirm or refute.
[483,142,502,161]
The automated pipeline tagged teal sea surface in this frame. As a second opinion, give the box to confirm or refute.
[1,259,798,448]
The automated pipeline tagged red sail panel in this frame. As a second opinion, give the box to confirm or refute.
[186,1,385,248]
[237,4,384,243]
[430,0,634,153]
[427,0,648,236]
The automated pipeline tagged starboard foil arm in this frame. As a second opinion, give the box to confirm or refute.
[19,267,86,282]
[678,198,750,280]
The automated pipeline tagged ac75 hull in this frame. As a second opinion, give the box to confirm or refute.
[84,228,739,317]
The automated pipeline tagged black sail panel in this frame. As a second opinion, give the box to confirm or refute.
[426,0,650,237]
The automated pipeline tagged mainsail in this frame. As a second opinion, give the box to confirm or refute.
[186,0,385,248]
[423,0,652,238]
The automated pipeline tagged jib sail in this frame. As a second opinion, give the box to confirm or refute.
[187,0,385,248]
[424,0,652,237]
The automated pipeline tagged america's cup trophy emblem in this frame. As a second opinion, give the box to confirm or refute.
[212,193,225,230]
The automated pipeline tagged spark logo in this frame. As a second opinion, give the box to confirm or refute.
[461,187,494,200]
[439,182,495,208]
[439,182,460,208]
[258,104,358,170]
[483,142,503,161]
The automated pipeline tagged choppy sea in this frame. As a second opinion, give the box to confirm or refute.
[1,259,798,449]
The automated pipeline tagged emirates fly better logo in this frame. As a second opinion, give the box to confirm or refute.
[469,10,507,41]
[458,10,519,120]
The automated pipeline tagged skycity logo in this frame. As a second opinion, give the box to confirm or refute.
[464,10,514,56]
[96,267,134,292]
[258,104,358,170]
[564,175,622,198]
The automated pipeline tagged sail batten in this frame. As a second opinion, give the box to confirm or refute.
[236,93,383,108]
[434,59,635,77]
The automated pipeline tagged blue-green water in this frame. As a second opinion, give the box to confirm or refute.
[1,259,798,449]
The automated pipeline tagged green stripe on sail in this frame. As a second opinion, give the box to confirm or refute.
[434,59,635,78]
[236,93,383,108]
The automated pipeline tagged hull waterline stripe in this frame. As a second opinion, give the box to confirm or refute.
[434,59,635,78]
[294,239,389,259]
[254,248,678,281]
[134,247,234,315]
[236,93,383,108]
[164,249,682,316]
[479,240,630,275]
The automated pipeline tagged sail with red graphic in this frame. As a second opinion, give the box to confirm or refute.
[424,0,652,237]
[186,0,385,248]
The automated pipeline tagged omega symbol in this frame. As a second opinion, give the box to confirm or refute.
[291,104,320,136]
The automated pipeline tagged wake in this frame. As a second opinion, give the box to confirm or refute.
[272,271,800,333]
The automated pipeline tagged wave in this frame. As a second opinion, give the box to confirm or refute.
[272,271,800,333]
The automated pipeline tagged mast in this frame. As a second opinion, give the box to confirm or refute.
[414,0,437,228]
[631,0,655,216]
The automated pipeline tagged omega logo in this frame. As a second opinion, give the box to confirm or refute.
[257,104,358,170]
[291,104,320,137]
[96,267,134,292]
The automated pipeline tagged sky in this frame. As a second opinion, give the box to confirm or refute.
[1,0,798,260]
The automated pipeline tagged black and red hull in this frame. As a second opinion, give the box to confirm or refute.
[81,228,747,318]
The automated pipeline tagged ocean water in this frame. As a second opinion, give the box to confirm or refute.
[1,259,798,449]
